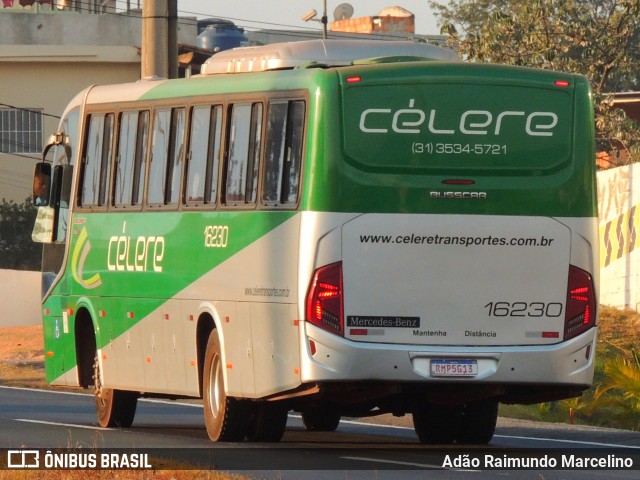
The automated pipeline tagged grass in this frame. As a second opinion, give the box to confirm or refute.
[0,326,247,479]
[0,325,46,389]
[2,305,640,478]
[0,468,242,480]
[0,470,241,480]
[499,305,640,430]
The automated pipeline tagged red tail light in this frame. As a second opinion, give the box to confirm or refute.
[564,265,596,340]
[306,262,344,336]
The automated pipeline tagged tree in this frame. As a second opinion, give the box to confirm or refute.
[429,0,640,163]
[429,0,527,37]
[0,197,41,271]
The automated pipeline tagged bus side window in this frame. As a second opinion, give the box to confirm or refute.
[53,164,73,242]
[79,113,114,208]
[148,108,185,207]
[114,110,150,208]
[114,111,137,207]
[166,107,186,205]
[225,102,262,206]
[263,100,305,206]
[133,111,150,206]
[185,105,222,206]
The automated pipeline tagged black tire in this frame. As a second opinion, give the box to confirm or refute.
[412,403,461,445]
[94,356,137,428]
[203,331,250,442]
[302,408,341,432]
[456,398,499,445]
[245,402,288,442]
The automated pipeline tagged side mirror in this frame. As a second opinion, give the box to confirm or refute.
[33,162,52,207]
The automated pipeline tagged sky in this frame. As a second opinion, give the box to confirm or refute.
[176,1,441,36]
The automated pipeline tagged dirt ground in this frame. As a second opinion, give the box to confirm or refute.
[0,325,418,427]
[0,325,46,388]
[0,326,582,434]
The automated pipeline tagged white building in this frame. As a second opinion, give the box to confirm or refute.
[0,5,197,202]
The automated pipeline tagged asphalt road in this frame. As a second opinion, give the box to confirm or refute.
[2,385,640,479]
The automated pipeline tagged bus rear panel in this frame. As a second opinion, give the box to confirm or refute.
[33,42,598,444]
[298,62,597,410]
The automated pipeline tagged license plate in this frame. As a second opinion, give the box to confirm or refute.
[430,359,478,377]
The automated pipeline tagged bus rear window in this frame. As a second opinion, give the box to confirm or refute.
[342,83,573,174]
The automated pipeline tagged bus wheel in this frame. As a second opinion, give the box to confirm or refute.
[245,402,288,442]
[203,331,249,442]
[94,356,137,428]
[412,403,461,445]
[302,408,341,432]
[456,398,499,445]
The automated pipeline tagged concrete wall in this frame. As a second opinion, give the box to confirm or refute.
[0,45,141,203]
[0,9,198,204]
[0,164,636,328]
[0,269,40,326]
[598,163,640,310]
[0,10,196,47]
[331,15,415,35]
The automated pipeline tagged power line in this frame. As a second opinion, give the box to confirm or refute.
[0,176,32,190]
[53,0,317,33]
[0,151,41,161]
[0,104,57,158]
[0,103,60,120]
[0,132,44,158]
[0,176,32,187]
[111,0,327,32]
[56,0,423,43]
[1,4,433,158]
[0,168,34,180]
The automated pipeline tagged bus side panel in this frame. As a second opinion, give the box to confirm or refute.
[250,303,301,398]
[211,216,302,399]
[112,306,144,391]
[43,295,67,385]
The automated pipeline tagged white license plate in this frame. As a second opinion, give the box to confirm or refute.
[430,359,478,377]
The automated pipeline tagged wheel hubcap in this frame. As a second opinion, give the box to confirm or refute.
[208,354,222,418]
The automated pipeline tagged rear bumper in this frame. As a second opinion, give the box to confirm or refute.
[301,323,596,397]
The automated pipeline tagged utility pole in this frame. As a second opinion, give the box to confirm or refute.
[168,0,178,79]
[321,0,327,39]
[141,0,178,79]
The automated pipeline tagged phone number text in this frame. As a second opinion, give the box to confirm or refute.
[412,142,508,155]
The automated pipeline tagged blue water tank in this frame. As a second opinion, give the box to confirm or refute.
[197,18,248,52]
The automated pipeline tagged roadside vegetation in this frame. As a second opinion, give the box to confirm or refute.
[4,305,640,433]
[430,0,640,163]
[0,468,242,480]
[0,306,638,478]
[0,327,244,479]
[0,198,40,271]
[500,305,640,430]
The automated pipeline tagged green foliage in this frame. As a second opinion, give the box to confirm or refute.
[429,0,528,37]
[499,306,640,430]
[430,0,640,163]
[0,197,41,271]
[584,351,640,429]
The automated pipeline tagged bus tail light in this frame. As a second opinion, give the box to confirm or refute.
[564,265,596,340]
[306,262,344,337]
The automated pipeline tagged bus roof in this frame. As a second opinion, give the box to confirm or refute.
[200,39,459,74]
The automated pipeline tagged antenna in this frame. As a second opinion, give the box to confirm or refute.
[333,3,354,21]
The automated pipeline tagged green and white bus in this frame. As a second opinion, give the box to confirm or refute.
[32,39,598,445]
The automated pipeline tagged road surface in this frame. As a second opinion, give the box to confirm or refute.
[2,385,640,479]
